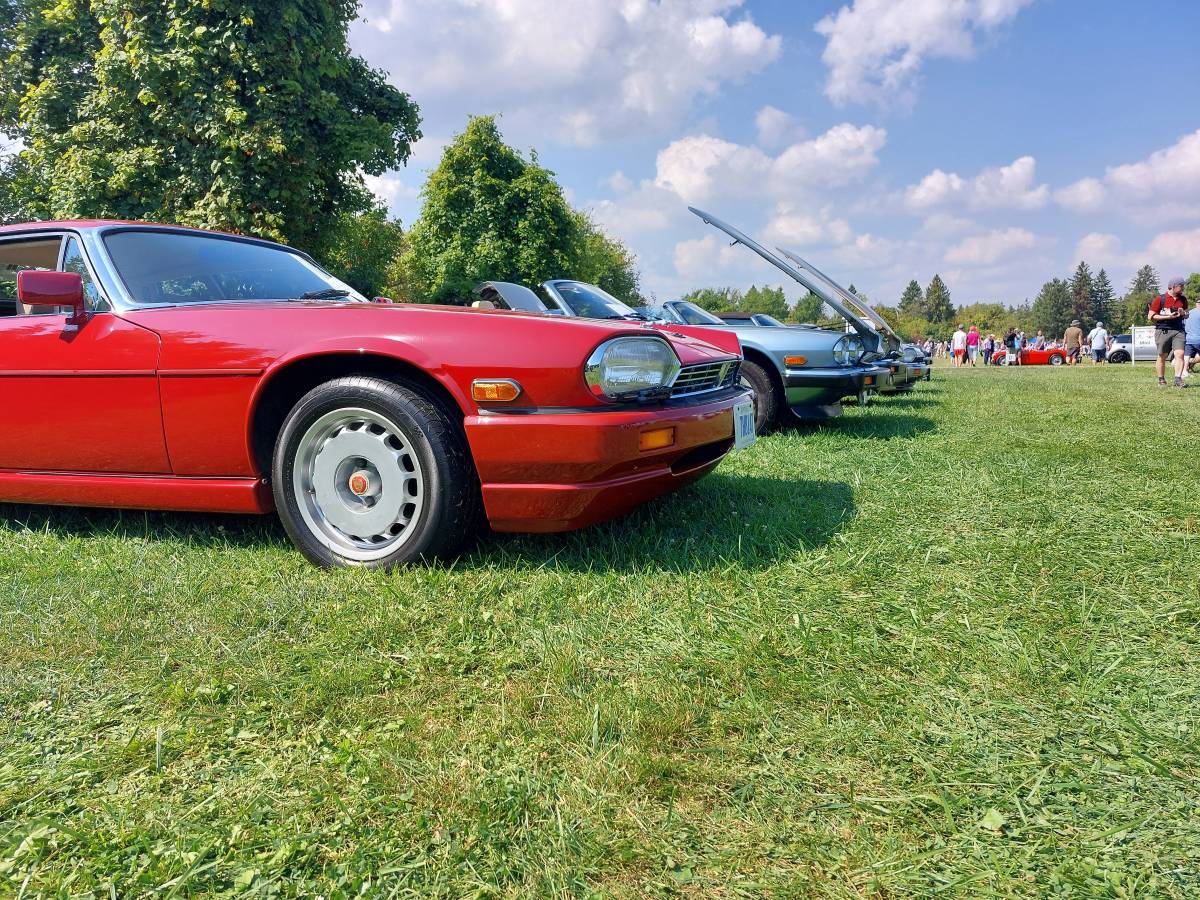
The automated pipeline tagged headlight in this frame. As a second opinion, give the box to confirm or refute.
[833,335,864,366]
[584,337,681,400]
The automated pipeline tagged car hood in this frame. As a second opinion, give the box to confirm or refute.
[132,299,740,367]
[687,208,880,348]
[776,248,901,352]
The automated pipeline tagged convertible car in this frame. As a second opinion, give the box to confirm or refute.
[991,346,1067,366]
[0,221,754,568]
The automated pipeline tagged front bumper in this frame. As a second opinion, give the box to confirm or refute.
[464,388,750,533]
[783,364,881,419]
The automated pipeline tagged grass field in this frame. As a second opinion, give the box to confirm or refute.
[2,364,1199,897]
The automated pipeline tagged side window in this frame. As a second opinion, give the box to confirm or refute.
[0,236,63,317]
[61,237,108,311]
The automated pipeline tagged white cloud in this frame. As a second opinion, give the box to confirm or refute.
[606,171,633,194]
[653,123,887,201]
[945,227,1037,265]
[363,172,420,218]
[1074,233,1124,269]
[814,0,1036,105]
[754,106,802,149]
[1054,177,1107,212]
[673,234,746,278]
[763,203,854,246]
[352,0,781,145]
[1144,228,1200,269]
[905,155,1048,211]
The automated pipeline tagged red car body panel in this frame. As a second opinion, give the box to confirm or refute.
[992,347,1066,365]
[0,223,748,533]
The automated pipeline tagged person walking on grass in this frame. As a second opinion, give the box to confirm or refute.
[966,325,980,366]
[951,324,967,367]
[1004,327,1021,366]
[982,332,995,366]
[1184,303,1200,380]
[1063,319,1084,365]
[1150,277,1189,387]
[1087,321,1109,365]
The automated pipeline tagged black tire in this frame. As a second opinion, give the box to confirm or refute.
[738,359,778,434]
[1109,351,1130,364]
[1049,353,1065,366]
[271,376,481,568]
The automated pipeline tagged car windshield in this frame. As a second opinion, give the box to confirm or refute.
[672,301,725,326]
[549,281,640,320]
[104,230,367,305]
[754,315,786,327]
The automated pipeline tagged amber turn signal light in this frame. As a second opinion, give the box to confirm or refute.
[471,379,522,402]
[784,355,808,367]
[864,375,874,385]
[639,426,675,451]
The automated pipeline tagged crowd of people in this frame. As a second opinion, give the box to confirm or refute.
[922,278,1199,386]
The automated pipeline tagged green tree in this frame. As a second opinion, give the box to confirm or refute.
[924,274,954,326]
[400,116,638,303]
[1129,264,1160,296]
[1185,273,1200,301]
[956,302,1008,334]
[898,279,924,317]
[681,287,742,312]
[1031,278,1073,337]
[788,289,825,324]
[740,284,788,319]
[319,207,406,299]
[0,0,420,254]
[1068,261,1094,322]
[1090,269,1117,329]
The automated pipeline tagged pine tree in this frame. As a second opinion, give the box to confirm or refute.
[1031,278,1074,337]
[898,279,924,317]
[1069,261,1094,322]
[1090,269,1116,328]
[1129,265,1160,296]
[924,274,954,325]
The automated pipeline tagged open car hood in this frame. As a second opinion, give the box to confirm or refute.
[687,207,878,344]
[776,248,900,350]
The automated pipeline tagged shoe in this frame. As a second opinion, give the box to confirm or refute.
[1175,377,1184,388]
[1158,378,1167,386]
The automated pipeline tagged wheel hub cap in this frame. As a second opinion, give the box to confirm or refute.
[292,408,426,562]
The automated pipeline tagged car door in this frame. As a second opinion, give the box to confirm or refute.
[0,232,170,473]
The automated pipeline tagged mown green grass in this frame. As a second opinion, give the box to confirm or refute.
[2,364,1198,897]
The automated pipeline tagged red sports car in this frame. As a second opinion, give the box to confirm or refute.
[990,346,1068,366]
[0,221,754,567]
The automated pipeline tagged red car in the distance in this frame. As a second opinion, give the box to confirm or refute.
[991,346,1068,366]
[0,221,754,567]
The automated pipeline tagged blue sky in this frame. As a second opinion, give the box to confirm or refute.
[350,0,1200,307]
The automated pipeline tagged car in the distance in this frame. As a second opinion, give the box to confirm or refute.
[991,345,1067,366]
[0,221,753,568]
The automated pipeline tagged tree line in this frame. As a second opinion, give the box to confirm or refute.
[0,1,640,303]
[685,265,1200,341]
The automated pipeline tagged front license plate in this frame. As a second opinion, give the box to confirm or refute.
[733,400,756,450]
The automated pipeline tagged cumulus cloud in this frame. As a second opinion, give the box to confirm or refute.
[1055,131,1200,218]
[754,106,802,149]
[1144,228,1200,269]
[905,156,1048,211]
[945,227,1037,265]
[1074,232,1124,268]
[815,0,1036,105]
[653,123,887,201]
[763,203,854,246]
[352,0,781,145]
[673,234,747,278]
[363,172,421,218]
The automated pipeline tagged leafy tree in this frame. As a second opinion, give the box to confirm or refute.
[1031,278,1074,337]
[740,285,789,319]
[319,207,406,299]
[1123,291,1157,328]
[1186,273,1200,301]
[924,274,954,326]
[1129,264,1160,296]
[1068,261,1094,322]
[788,290,825,324]
[681,287,742,312]
[956,302,1009,334]
[898,279,924,317]
[1090,269,1117,329]
[0,0,420,254]
[400,116,638,303]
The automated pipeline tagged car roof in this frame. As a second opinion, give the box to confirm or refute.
[0,220,288,248]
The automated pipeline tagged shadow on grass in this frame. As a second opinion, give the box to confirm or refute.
[477,474,855,572]
[0,473,855,573]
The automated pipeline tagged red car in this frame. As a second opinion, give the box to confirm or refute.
[0,221,754,567]
[991,346,1067,366]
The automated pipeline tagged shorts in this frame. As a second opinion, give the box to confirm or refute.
[1093,348,1105,362]
[1067,347,1080,361]
[967,346,978,361]
[1186,342,1200,358]
[1155,328,1186,355]
[954,348,965,359]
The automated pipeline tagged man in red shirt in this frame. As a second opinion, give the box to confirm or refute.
[1149,277,1189,387]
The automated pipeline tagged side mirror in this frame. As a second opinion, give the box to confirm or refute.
[371,296,394,304]
[17,270,87,325]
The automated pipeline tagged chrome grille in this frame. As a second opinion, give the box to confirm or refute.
[670,360,740,398]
